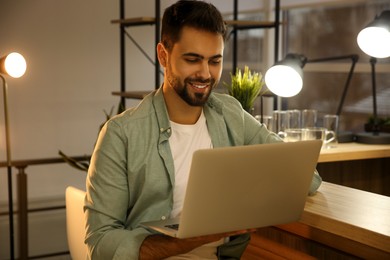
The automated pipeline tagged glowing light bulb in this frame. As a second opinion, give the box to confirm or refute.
[357,10,390,58]
[4,52,27,78]
[357,27,390,58]
[265,65,303,97]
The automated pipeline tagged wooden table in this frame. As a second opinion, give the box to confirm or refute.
[243,182,390,259]
[316,143,390,196]
[318,142,390,162]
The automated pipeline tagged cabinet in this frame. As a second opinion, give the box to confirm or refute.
[111,0,280,108]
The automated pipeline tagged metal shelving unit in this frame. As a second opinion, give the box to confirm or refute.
[112,0,280,108]
[111,0,160,107]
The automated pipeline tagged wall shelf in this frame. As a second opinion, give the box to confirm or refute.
[112,90,152,99]
[226,20,277,28]
[111,17,156,26]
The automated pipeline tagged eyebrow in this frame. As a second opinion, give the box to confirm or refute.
[182,53,223,60]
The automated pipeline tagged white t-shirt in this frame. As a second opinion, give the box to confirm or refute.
[169,111,212,218]
[167,111,223,259]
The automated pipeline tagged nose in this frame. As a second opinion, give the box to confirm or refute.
[196,61,211,79]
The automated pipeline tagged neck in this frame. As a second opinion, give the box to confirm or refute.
[163,84,203,124]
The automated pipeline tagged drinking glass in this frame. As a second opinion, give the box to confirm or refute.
[302,109,317,128]
[287,109,301,129]
[272,110,288,138]
[323,114,339,147]
[284,128,304,142]
[303,127,336,147]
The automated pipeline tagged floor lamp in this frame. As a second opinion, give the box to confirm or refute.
[355,10,390,144]
[0,52,27,260]
[264,53,359,142]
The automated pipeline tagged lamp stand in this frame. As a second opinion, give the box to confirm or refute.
[355,57,390,144]
[307,55,359,143]
[1,75,15,260]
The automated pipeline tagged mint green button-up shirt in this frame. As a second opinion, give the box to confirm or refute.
[85,87,322,259]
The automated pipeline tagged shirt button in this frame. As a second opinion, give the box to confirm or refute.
[167,129,171,133]
[161,216,166,220]
[160,128,164,132]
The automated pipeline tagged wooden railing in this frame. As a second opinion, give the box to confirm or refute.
[0,155,90,260]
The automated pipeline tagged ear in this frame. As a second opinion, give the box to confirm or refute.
[157,43,168,68]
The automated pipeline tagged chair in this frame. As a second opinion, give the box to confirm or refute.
[65,186,88,260]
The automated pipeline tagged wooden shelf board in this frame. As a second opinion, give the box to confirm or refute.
[111,17,277,28]
[112,91,152,99]
[111,17,156,26]
[225,20,278,29]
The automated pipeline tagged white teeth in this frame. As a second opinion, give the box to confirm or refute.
[194,85,207,89]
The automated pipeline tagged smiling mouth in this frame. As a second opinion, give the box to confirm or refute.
[192,84,208,89]
[187,78,213,91]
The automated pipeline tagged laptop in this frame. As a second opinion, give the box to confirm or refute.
[141,140,322,239]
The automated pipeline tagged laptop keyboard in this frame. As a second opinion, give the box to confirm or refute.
[165,224,179,230]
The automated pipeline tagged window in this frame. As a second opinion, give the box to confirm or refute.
[283,1,390,132]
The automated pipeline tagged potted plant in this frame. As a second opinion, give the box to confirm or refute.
[364,116,390,133]
[224,66,265,114]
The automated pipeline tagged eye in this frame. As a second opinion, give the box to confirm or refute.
[185,58,200,64]
[210,59,221,65]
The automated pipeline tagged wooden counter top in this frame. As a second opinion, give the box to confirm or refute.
[318,142,390,163]
[277,182,390,257]
[304,182,389,251]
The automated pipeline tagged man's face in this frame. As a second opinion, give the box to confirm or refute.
[162,26,224,106]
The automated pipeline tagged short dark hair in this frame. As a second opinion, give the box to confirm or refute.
[161,0,227,51]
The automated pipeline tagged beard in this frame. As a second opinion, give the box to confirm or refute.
[166,67,218,107]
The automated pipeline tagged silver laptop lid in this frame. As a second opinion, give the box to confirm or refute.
[176,140,322,238]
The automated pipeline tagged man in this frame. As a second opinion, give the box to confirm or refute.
[85,1,322,259]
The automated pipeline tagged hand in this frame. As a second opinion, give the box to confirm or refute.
[139,229,256,260]
[192,228,257,243]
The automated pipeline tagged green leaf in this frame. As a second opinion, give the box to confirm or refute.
[223,66,265,112]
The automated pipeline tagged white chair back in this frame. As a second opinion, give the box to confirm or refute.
[65,186,88,260]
